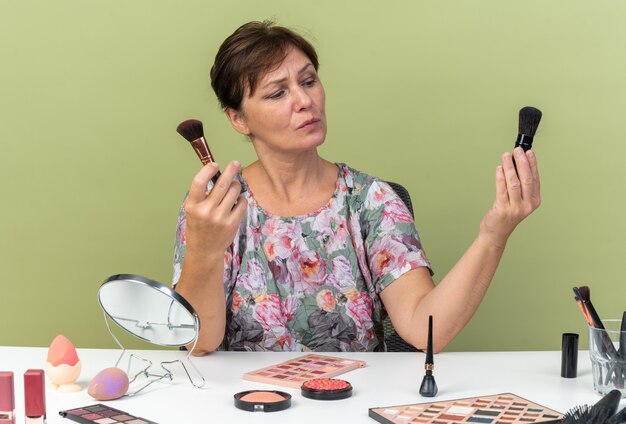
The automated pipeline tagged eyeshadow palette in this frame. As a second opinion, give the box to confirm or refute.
[243,353,366,389]
[59,403,159,424]
[369,393,564,424]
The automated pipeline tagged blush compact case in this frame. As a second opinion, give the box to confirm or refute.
[301,378,353,400]
[234,390,292,412]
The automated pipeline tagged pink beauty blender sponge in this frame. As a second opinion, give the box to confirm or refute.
[88,368,129,401]
[44,334,81,392]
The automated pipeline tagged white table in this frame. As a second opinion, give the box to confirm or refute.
[0,347,621,423]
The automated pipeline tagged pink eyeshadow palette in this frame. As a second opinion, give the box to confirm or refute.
[369,393,564,424]
[243,354,366,389]
[59,403,158,424]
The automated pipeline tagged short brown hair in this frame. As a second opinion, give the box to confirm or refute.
[210,21,319,111]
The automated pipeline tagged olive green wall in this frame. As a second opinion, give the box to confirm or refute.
[2,0,625,352]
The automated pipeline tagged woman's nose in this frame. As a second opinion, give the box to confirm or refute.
[293,86,313,111]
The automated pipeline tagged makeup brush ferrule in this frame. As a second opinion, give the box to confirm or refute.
[189,137,216,166]
[515,134,534,151]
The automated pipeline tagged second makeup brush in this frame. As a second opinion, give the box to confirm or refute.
[419,315,437,397]
[515,106,542,151]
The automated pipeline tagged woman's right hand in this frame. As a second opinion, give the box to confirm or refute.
[183,161,247,256]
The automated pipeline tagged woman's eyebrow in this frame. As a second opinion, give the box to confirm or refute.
[298,63,314,75]
[261,63,315,90]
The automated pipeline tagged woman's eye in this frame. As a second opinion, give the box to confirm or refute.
[302,78,317,87]
[267,90,285,99]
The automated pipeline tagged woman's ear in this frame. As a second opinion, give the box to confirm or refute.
[225,107,251,136]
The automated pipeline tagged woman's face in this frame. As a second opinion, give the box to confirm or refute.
[228,47,327,155]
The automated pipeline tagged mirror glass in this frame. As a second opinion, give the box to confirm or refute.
[98,274,198,347]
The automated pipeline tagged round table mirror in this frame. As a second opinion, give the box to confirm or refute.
[98,274,198,347]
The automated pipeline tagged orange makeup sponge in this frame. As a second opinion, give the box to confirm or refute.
[47,335,80,366]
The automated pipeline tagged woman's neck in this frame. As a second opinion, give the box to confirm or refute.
[242,151,338,215]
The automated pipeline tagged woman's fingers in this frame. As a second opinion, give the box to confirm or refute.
[494,165,508,206]
[229,194,248,225]
[188,163,221,204]
[498,148,541,218]
[218,179,244,211]
[482,149,542,243]
[513,147,535,203]
[210,161,241,202]
[187,161,241,207]
[183,161,246,253]
[501,151,521,206]
[526,150,541,207]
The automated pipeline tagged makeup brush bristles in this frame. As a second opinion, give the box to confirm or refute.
[561,404,613,424]
[176,119,205,142]
[577,286,591,302]
[572,287,582,301]
[518,106,542,137]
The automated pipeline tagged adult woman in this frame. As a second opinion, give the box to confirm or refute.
[173,21,541,354]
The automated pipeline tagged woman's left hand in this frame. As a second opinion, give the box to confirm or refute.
[479,147,541,247]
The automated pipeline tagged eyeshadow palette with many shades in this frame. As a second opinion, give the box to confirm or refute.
[243,353,366,389]
[369,393,565,424]
[59,403,159,424]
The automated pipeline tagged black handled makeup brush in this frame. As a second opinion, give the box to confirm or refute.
[578,286,624,388]
[608,405,626,424]
[572,287,594,327]
[419,315,438,397]
[576,286,604,331]
[561,405,613,424]
[561,389,622,423]
[176,119,221,184]
[593,389,622,417]
[577,286,619,360]
[515,106,542,151]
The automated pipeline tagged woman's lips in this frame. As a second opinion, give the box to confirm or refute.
[297,118,320,129]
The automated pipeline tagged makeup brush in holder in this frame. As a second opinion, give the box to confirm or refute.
[573,286,616,358]
[617,311,626,358]
[419,315,438,397]
[573,286,626,394]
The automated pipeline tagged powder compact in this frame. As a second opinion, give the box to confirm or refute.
[301,378,353,401]
[233,390,292,413]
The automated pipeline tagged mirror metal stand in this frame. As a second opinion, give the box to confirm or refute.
[103,311,206,395]
[99,274,207,395]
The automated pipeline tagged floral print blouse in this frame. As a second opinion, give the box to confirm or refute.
[172,163,431,352]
